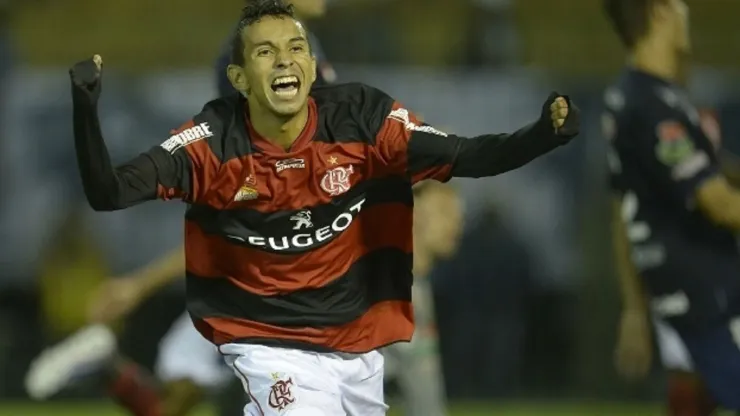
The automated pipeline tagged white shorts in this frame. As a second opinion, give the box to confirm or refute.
[653,318,693,371]
[155,312,231,389]
[220,343,388,416]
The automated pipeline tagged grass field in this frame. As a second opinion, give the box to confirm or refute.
[0,401,665,416]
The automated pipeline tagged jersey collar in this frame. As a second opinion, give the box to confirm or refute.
[243,97,318,154]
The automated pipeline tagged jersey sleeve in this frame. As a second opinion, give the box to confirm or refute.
[372,100,569,184]
[372,102,458,183]
[146,117,221,203]
[632,106,718,207]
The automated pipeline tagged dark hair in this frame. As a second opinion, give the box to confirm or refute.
[230,0,296,66]
[603,0,663,48]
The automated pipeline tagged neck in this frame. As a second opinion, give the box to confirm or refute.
[248,101,310,150]
[630,37,685,85]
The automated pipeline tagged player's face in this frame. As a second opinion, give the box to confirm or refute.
[238,16,317,116]
[290,0,327,19]
[415,188,463,259]
[660,0,691,53]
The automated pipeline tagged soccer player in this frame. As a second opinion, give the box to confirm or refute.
[26,3,336,416]
[65,1,579,414]
[605,0,740,413]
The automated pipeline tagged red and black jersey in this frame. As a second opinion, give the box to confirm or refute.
[72,82,576,353]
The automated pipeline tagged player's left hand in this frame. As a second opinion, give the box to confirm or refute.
[542,92,580,138]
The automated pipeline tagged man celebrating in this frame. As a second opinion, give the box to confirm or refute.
[68,0,578,414]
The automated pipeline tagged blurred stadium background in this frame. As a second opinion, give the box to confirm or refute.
[1,0,740,414]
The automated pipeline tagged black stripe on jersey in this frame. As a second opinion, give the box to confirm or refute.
[196,95,258,163]
[185,174,412,254]
[407,131,460,177]
[312,83,394,145]
[147,146,194,194]
[186,248,413,328]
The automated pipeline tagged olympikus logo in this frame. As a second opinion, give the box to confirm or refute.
[160,122,213,153]
[275,158,305,172]
[226,199,366,251]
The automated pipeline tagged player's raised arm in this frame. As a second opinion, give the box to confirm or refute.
[70,55,218,211]
[373,93,580,183]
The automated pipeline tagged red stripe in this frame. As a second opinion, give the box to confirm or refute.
[223,141,394,214]
[411,164,452,184]
[185,203,412,296]
[203,300,414,352]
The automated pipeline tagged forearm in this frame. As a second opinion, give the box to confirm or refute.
[72,91,158,210]
[129,245,186,299]
[450,120,568,178]
[696,175,740,231]
[611,197,648,311]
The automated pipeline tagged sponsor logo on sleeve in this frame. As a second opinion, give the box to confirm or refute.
[160,122,213,153]
[387,108,447,137]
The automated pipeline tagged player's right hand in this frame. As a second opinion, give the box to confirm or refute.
[69,54,103,101]
[614,309,653,381]
[541,92,580,138]
[87,276,146,324]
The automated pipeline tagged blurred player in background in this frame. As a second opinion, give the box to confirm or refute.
[383,181,462,416]
[25,2,334,416]
[604,0,740,413]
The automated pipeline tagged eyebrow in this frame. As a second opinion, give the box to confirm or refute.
[252,36,307,48]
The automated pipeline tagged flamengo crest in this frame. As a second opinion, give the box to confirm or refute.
[321,165,354,196]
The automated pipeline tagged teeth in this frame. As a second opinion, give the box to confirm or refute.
[275,88,298,97]
[272,76,298,86]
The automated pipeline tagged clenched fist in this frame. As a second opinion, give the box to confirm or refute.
[541,92,580,138]
[70,54,103,103]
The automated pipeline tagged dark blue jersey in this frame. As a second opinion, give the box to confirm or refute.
[215,30,335,98]
[605,68,740,329]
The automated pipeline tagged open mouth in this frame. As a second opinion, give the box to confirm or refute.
[271,76,301,98]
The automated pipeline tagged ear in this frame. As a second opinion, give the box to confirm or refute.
[310,55,317,84]
[227,64,249,94]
